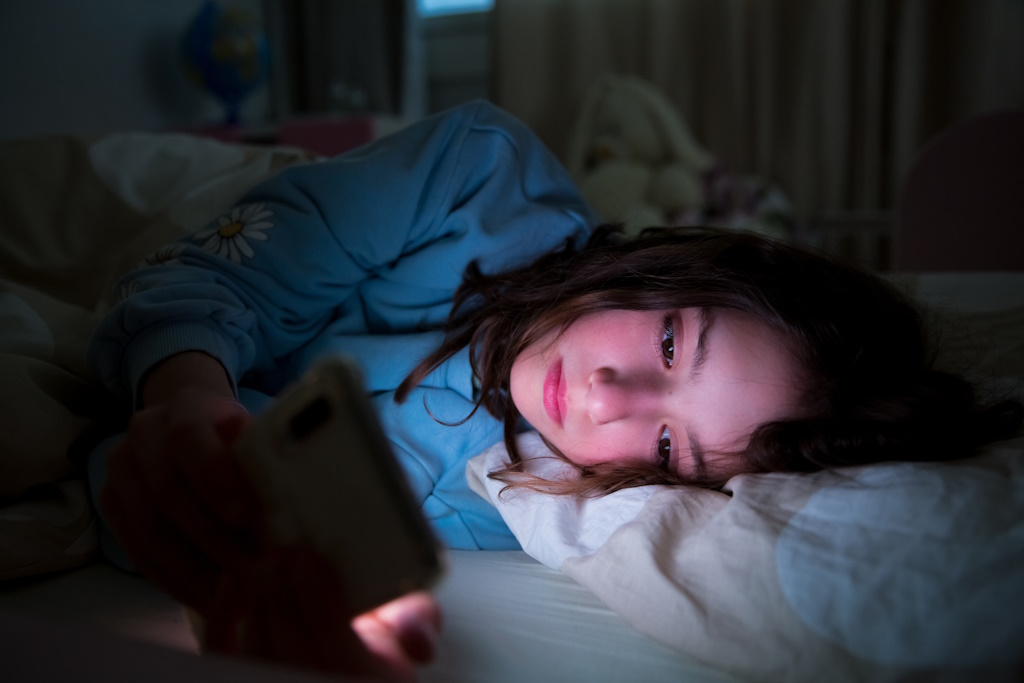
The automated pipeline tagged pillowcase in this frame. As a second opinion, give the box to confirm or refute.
[468,431,1024,681]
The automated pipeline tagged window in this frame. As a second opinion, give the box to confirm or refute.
[417,0,493,17]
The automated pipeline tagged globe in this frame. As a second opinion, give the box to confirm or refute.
[182,1,271,125]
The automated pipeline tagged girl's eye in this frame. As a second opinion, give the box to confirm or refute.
[657,426,672,470]
[660,315,675,367]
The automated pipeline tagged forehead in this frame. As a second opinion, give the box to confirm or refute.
[564,307,663,336]
[709,308,792,365]
[695,308,805,443]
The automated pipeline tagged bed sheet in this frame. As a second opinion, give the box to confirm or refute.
[0,550,734,683]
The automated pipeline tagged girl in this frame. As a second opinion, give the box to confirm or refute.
[88,101,1022,678]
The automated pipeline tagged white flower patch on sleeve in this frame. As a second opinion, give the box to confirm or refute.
[194,203,274,264]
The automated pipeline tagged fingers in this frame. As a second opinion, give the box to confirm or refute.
[354,592,443,668]
[100,467,220,609]
[201,572,249,654]
[282,550,442,674]
[390,593,442,665]
[101,385,443,680]
[107,414,245,576]
[159,394,262,538]
[100,390,262,609]
[278,551,372,674]
[159,412,261,562]
[236,550,367,675]
[213,408,251,446]
[234,548,440,682]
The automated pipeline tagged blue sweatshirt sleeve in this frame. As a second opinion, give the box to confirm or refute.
[88,101,596,401]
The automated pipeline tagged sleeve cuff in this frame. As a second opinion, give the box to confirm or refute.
[122,317,241,408]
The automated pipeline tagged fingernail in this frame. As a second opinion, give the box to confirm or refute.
[401,621,439,663]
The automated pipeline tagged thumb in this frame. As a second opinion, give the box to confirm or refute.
[215,409,252,446]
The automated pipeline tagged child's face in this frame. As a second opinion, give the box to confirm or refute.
[509,307,804,480]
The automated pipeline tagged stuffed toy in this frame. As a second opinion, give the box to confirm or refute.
[566,74,792,238]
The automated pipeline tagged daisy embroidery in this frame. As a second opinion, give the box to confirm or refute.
[194,203,274,264]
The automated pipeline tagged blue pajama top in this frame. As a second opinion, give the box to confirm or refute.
[87,100,596,550]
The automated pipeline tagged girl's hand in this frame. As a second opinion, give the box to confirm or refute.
[101,385,262,613]
[104,352,443,680]
[209,548,442,682]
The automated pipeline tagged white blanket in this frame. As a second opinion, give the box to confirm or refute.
[0,132,315,579]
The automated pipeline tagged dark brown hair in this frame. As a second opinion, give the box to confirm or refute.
[396,226,1023,494]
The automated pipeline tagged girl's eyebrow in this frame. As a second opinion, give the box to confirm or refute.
[684,308,713,476]
[690,307,713,382]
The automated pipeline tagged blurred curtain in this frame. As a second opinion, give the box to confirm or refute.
[493,0,1024,216]
[266,0,408,116]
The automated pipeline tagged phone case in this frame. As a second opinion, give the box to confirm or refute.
[233,357,443,615]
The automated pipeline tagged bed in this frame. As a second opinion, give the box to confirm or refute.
[1,128,1022,682]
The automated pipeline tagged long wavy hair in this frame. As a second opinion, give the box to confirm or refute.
[395,226,1023,495]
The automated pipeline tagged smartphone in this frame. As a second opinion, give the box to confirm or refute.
[232,357,443,616]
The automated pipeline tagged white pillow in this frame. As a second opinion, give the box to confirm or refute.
[468,431,1024,680]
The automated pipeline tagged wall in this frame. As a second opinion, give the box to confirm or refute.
[0,0,494,140]
[0,0,270,140]
[422,10,491,113]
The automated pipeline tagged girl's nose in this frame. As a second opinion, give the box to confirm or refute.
[585,368,659,425]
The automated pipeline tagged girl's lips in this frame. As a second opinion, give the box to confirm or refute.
[543,358,564,426]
